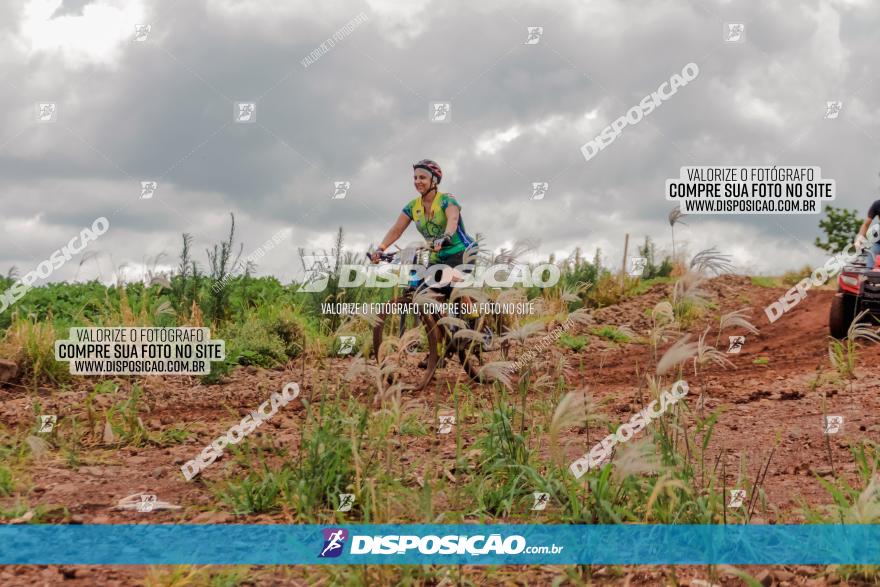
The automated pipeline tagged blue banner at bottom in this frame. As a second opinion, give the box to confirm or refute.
[1,525,878,565]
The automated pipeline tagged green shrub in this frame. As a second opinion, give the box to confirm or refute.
[289,401,362,514]
[750,276,777,288]
[592,325,631,343]
[210,310,308,380]
[637,236,674,279]
[104,384,151,447]
[557,247,601,294]
[226,316,288,368]
[782,265,814,286]
[469,399,541,517]
[558,333,589,351]
[584,273,629,308]
[673,298,705,330]
[213,400,362,518]
[0,463,13,496]
[216,466,293,515]
[269,309,305,359]
[0,317,71,387]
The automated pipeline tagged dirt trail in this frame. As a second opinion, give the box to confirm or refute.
[555,276,880,519]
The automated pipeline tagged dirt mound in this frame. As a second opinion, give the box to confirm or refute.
[592,274,768,334]
[558,274,880,525]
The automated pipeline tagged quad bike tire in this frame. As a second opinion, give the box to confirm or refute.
[828,293,856,340]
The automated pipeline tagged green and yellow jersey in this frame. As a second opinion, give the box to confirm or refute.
[402,192,475,262]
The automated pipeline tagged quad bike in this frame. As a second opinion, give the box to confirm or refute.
[829,250,880,339]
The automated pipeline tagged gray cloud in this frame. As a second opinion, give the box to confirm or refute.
[2,0,880,285]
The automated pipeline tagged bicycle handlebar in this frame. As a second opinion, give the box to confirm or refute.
[365,250,397,263]
[367,243,433,264]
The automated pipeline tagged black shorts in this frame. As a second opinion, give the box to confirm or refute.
[438,251,466,268]
[431,250,474,300]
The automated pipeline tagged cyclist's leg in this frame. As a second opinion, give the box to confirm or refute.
[417,252,464,368]
[412,279,450,369]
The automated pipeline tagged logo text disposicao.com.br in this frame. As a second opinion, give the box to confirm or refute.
[318,529,563,558]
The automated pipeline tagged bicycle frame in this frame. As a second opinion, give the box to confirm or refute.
[367,244,488,389]
[369,243,468,293]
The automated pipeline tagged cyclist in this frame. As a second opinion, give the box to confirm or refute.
[855,197,880,268]
[371,159,477,293]
[371,160,487,369]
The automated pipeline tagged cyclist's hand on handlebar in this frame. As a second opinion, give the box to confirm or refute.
[370,247,392,263]
[432,235,451,252]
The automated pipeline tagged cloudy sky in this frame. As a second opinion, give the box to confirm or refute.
[2,0,879,284]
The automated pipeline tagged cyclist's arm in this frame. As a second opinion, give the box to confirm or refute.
[430,204,461,252]
[443,204,460,238]
[378,212,412,250]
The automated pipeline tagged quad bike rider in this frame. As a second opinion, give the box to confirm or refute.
[855,198,880,269]
[829,198,880,338]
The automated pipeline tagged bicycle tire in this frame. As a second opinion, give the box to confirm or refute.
[371,295,443,390]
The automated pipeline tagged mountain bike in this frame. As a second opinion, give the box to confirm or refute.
[367,245,492,390]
